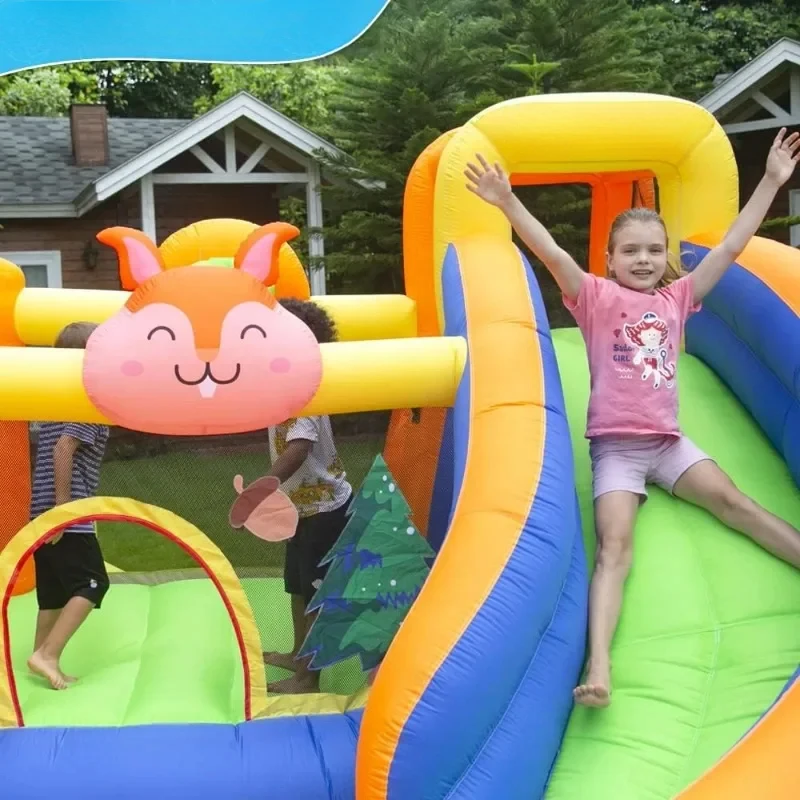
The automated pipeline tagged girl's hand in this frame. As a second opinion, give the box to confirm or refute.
[465,154,513,208]
[765,128,800,186]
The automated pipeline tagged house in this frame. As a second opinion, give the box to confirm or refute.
[700,37,800,246]
[0,92,347,294]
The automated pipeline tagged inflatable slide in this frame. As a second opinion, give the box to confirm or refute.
[373,93,800,799]
[0,93,799,800]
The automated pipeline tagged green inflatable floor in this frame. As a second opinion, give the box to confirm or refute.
[9,576,365,728]
[545,328,800,799]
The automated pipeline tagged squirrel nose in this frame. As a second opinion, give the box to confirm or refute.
[197,348,219,363]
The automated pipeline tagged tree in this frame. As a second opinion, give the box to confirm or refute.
[0,69,70,116]
[197,63,342,130]
[316,3,507,293]
[631,1,800,96]
[299,455,434,671]
[493,0,673,96]
[91,62,212,118]
[0,62,211,119]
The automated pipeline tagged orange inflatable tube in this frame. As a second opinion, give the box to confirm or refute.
[0,260,35,596]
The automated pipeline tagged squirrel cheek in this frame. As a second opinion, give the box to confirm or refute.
[121,359,145,377]
[269,357,291,374]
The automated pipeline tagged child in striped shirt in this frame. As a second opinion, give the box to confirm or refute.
[27,322,110,690]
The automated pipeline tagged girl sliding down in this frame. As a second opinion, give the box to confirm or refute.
[466,128,800,708]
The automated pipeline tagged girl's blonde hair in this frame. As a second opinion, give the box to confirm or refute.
[607,207,684,288]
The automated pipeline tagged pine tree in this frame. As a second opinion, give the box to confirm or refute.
[299,455,435,671]
[316,1,507,294]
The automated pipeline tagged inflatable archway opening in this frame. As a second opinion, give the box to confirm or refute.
[424,93,738,330]
[510,169,658,277]
[0,497,267,727]
[158,217,311,300]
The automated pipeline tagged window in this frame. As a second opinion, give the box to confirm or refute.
[0,251,62,288]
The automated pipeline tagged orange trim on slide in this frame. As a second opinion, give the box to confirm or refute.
[686,232,800,316]
[403,130,458,337]
[387,133,456,537]
[676,679,800,799]
[0,260,34,597]
[356,238,547,798]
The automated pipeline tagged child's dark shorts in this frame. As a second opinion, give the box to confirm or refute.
[33,532,110,610]
[284,497,351,605]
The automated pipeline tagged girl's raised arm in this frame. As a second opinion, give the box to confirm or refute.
[690,128,800,304]
[466,154,585,301]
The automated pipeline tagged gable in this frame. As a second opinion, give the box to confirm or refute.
[700,38,800,133]
[0,92,345,218]
[0,117,184,207]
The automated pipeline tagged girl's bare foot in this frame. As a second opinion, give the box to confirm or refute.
[573,660,611,708]
[263,651,298,671]
[268,673,318,694]
[28,662,76,683]
[27,651,70,690]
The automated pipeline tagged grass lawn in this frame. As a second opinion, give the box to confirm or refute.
[97,436,383,572]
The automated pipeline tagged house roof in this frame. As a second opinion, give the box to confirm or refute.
[0,116,185,207]
[700,37,800,117]
[0,92,346,218]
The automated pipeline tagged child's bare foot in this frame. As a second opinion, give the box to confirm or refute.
[573,661,611,708]
[268,674,319,694]
[263,651,298,671]
[27,651,70,690]
[27,662,76,683]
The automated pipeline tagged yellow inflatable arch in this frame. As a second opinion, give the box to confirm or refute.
[0,497,267,727]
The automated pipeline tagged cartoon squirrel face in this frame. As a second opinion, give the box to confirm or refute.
[82,223,322,436]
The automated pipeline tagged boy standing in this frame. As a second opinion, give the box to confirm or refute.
[27,322,110,690]
[262,300,352,694]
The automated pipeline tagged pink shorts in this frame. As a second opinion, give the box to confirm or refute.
[589,434,712,500]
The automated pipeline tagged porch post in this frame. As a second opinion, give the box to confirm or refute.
[140,173,156,241]
[306,161,326,295]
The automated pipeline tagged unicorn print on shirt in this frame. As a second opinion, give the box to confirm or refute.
[622,311,676,390]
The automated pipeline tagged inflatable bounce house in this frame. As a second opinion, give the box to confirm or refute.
[1,92,800,799]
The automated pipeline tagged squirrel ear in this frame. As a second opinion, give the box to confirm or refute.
[97,227,165,290]
[234,222,299,286]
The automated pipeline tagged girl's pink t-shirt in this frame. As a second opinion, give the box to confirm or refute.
[563,274,700,439]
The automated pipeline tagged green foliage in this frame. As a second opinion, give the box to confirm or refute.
[683,3,798,80]
[197,63,343,130]
[315,4,506,293]
[300,455,434,671]
[0,69,71,116]
[506,46,561,95]
[758,214,800,242]
[91,62,212,118]
[493,0,672,96]
[632,1,799,96]
[0,62,211,118]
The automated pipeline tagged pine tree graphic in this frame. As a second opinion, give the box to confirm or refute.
[299,454,434,671]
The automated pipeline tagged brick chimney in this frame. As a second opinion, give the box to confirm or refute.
[70,104,109,167]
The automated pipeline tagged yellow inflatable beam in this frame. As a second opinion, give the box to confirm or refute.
[0,337,466,423]
[14,288,417,346]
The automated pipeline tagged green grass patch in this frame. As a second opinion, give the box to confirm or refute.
[97,437,383,572]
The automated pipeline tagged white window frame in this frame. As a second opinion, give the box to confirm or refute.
[0,250,62,288]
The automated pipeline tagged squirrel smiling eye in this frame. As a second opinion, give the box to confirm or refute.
[241,324,267,339]
[147,325,176,341]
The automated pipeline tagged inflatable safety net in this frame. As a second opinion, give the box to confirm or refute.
[97,411,389,695]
